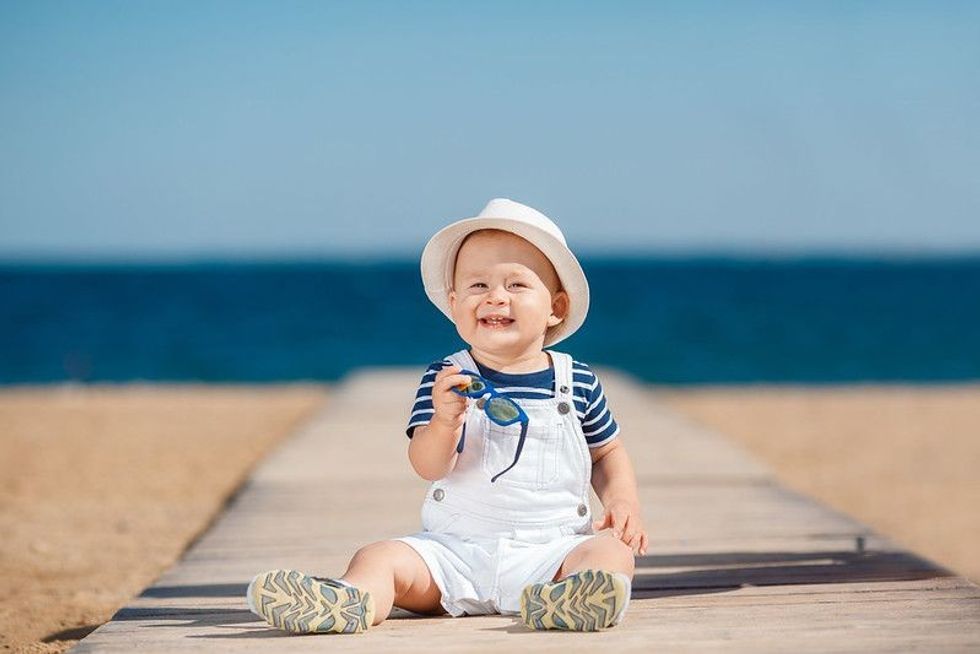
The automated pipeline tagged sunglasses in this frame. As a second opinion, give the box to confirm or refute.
[452,370,529,483]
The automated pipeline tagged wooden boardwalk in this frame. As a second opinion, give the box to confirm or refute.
[73,369,980,652]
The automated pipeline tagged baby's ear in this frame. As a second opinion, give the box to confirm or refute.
[448,290,457,311]
[547,290,569,327]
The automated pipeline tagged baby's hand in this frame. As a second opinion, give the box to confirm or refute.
[429,365,470,432]
[593,499,648,556]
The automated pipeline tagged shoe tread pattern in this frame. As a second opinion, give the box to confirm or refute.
[249,569,373,634]
[520,569,626,631]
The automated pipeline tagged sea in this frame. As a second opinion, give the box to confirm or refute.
[1,256,977,385]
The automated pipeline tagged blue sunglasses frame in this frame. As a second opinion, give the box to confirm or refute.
[451,369,529,483]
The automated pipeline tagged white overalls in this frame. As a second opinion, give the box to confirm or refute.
[395,348,598,616]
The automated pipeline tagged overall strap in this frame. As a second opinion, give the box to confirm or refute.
[547,350,575,401]
[445,349,477,372]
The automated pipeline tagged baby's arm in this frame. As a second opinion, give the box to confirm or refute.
[590,438,648,555]
[408,365,471,481]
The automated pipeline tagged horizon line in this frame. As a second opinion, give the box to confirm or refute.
[2,246,980,269]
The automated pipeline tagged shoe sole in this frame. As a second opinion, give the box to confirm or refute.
[520,569,628,631]
[247,569,374,634]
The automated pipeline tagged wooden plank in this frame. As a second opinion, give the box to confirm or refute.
[73,368,980,652]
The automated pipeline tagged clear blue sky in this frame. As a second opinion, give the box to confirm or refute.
[1,1,978,259]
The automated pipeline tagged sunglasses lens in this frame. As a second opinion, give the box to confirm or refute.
[456,378,485,395]
[486,397,520,423]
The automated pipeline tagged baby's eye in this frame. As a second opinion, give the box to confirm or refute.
[470,282,487,289]
[508,282,527,288]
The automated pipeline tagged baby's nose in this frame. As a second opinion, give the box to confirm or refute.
[485,287,508,303]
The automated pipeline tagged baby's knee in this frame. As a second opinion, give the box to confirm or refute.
[594,534,636,574]
[351,540,428,580]
[351,539,405,564]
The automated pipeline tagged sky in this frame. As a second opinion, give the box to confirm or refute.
[1,1,978,260]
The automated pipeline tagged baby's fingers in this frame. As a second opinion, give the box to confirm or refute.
[624,528,642,554]
[620,516,639,549]
[607,509,629,540]
[439,378,474,400]
[434,367,473,394]
[433,365,463,385]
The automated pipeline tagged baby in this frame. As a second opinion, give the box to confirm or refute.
[247,198,647,633]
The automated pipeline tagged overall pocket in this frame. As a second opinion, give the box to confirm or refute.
[421,497,461,534]
[481,416,563,489]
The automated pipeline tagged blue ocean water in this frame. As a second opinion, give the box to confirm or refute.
[1,257,977,384]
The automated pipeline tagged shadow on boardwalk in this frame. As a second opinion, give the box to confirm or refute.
[73,546,951,636]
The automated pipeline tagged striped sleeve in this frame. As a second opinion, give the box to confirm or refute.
[406,359,452,438]
[571,361,621,448]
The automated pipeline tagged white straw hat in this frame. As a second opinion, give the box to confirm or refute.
[421,198,590,347]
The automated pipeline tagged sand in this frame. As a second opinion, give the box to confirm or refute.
[2,382,978,652]
[0,385,328,654]
[657,384,980,584]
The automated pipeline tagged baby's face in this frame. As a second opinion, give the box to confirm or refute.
[448,230,568,360]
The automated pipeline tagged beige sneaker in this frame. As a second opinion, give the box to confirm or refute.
[247,569,374,634]
[520,569,630,631]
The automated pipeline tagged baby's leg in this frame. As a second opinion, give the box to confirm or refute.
[341,540,445,625]
[553,530,635,581]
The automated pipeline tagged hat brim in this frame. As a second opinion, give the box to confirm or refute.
[420,216,590,347]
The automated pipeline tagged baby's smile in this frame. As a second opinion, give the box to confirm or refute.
[479,314,515,329]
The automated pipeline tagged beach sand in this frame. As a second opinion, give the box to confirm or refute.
[0,385,328,654]
[658,384,980,585]
[2,383,978,652]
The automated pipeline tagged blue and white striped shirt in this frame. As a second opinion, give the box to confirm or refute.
[406,354,620,448]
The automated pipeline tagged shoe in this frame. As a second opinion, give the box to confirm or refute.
[246,569,374,634]
[520,569,630,631]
